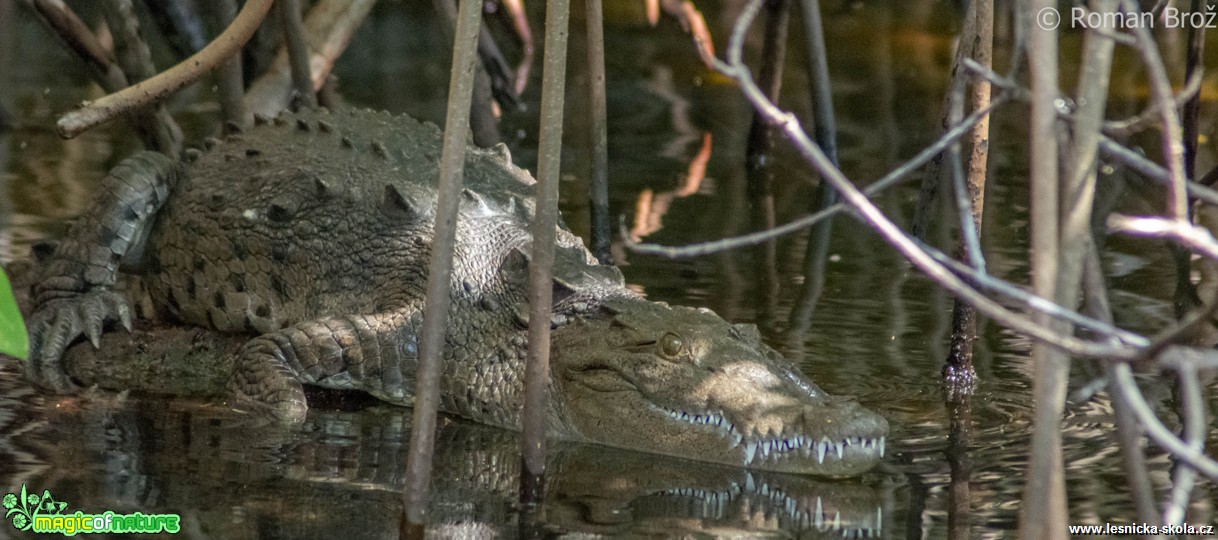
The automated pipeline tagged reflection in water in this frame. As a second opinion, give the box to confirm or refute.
[0,361,887,539]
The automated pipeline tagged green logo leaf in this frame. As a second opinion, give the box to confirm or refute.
[4,485,36,531]
[0,269,28,360]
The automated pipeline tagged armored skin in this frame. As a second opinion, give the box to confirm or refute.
[25,108,887,475]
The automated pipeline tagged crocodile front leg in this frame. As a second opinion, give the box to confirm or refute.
[27,152,181,392]
[228,311,419,420]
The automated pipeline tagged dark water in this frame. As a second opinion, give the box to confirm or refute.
[0,1,1213,538]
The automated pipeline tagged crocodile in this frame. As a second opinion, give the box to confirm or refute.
[23,107,887,475]
[12,365,886,538]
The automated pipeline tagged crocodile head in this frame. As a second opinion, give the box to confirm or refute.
[550,297,887,476]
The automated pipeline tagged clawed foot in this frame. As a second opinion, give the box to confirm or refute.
[26,290,132,393]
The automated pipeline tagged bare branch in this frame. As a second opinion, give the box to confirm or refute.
[56,0,274,138]
[704,0,1140,361]
[1108,214,1218,260]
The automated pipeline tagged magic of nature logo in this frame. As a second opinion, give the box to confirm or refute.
[3,484,180,536]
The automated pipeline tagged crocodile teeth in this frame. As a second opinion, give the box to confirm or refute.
[879,436,886,457]
[815,497,824,529]
[835,441,845,459]
[816,440,828,464]
[744,442,758,464]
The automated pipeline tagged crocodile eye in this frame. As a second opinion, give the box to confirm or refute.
[659,332,684,358]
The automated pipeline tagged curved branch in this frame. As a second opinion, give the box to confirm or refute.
[56,0,273,138]
[707,0,1141,361]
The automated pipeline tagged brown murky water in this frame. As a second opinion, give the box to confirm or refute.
[1,1,1213,538]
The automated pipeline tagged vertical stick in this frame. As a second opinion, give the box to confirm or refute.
[744,0,789,330]
[208,0,247,126]
[1173,0,1208,318]
[278,0,317,109]
[1033,7,1118,532]
[1164,6,1208,524]
[1021,0,1065,537]
[944,0,992,398]
[945,397,973,540]
[787,0,838,337]
[98,0,183,155]
[432,0,500,148]
[522,0,572,479]
[586,0,612,264]
[1079,244,1160,525]
[401,0,483,529]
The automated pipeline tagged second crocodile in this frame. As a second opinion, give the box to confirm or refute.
[24,108,887,475]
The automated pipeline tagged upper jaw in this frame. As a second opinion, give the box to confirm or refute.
[654,402,888,475]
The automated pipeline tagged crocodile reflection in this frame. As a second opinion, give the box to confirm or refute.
[20,389,887,539]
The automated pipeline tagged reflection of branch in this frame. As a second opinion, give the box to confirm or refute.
[628,133,711,241]
[500,0,533,96]
[1103,71,1202,138]
[625,97,1005,256]
[56,0,273,138]
[646,0,716,67]
[1111,363,1218,481]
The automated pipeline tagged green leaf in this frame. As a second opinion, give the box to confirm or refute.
[0,269,28,360]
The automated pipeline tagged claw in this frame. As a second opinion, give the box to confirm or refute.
[41,317,73,364]
[23,290,133,394]
[86,324,102,349]
[117,302,133,332]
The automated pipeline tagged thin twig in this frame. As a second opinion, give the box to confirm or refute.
[626,96,1007,257]
[57,0,273,138]
[586,0,612,264]
[1108,214,1218,261]
[1104,70,1203,138]
[1111,364,1218,480]
[1162,362,1204,525]
[712,0,1139,361]
[1123,0,1188,221]
[1098,135,1218,207]
[924,244,1146,347]
[278,0,317,110]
